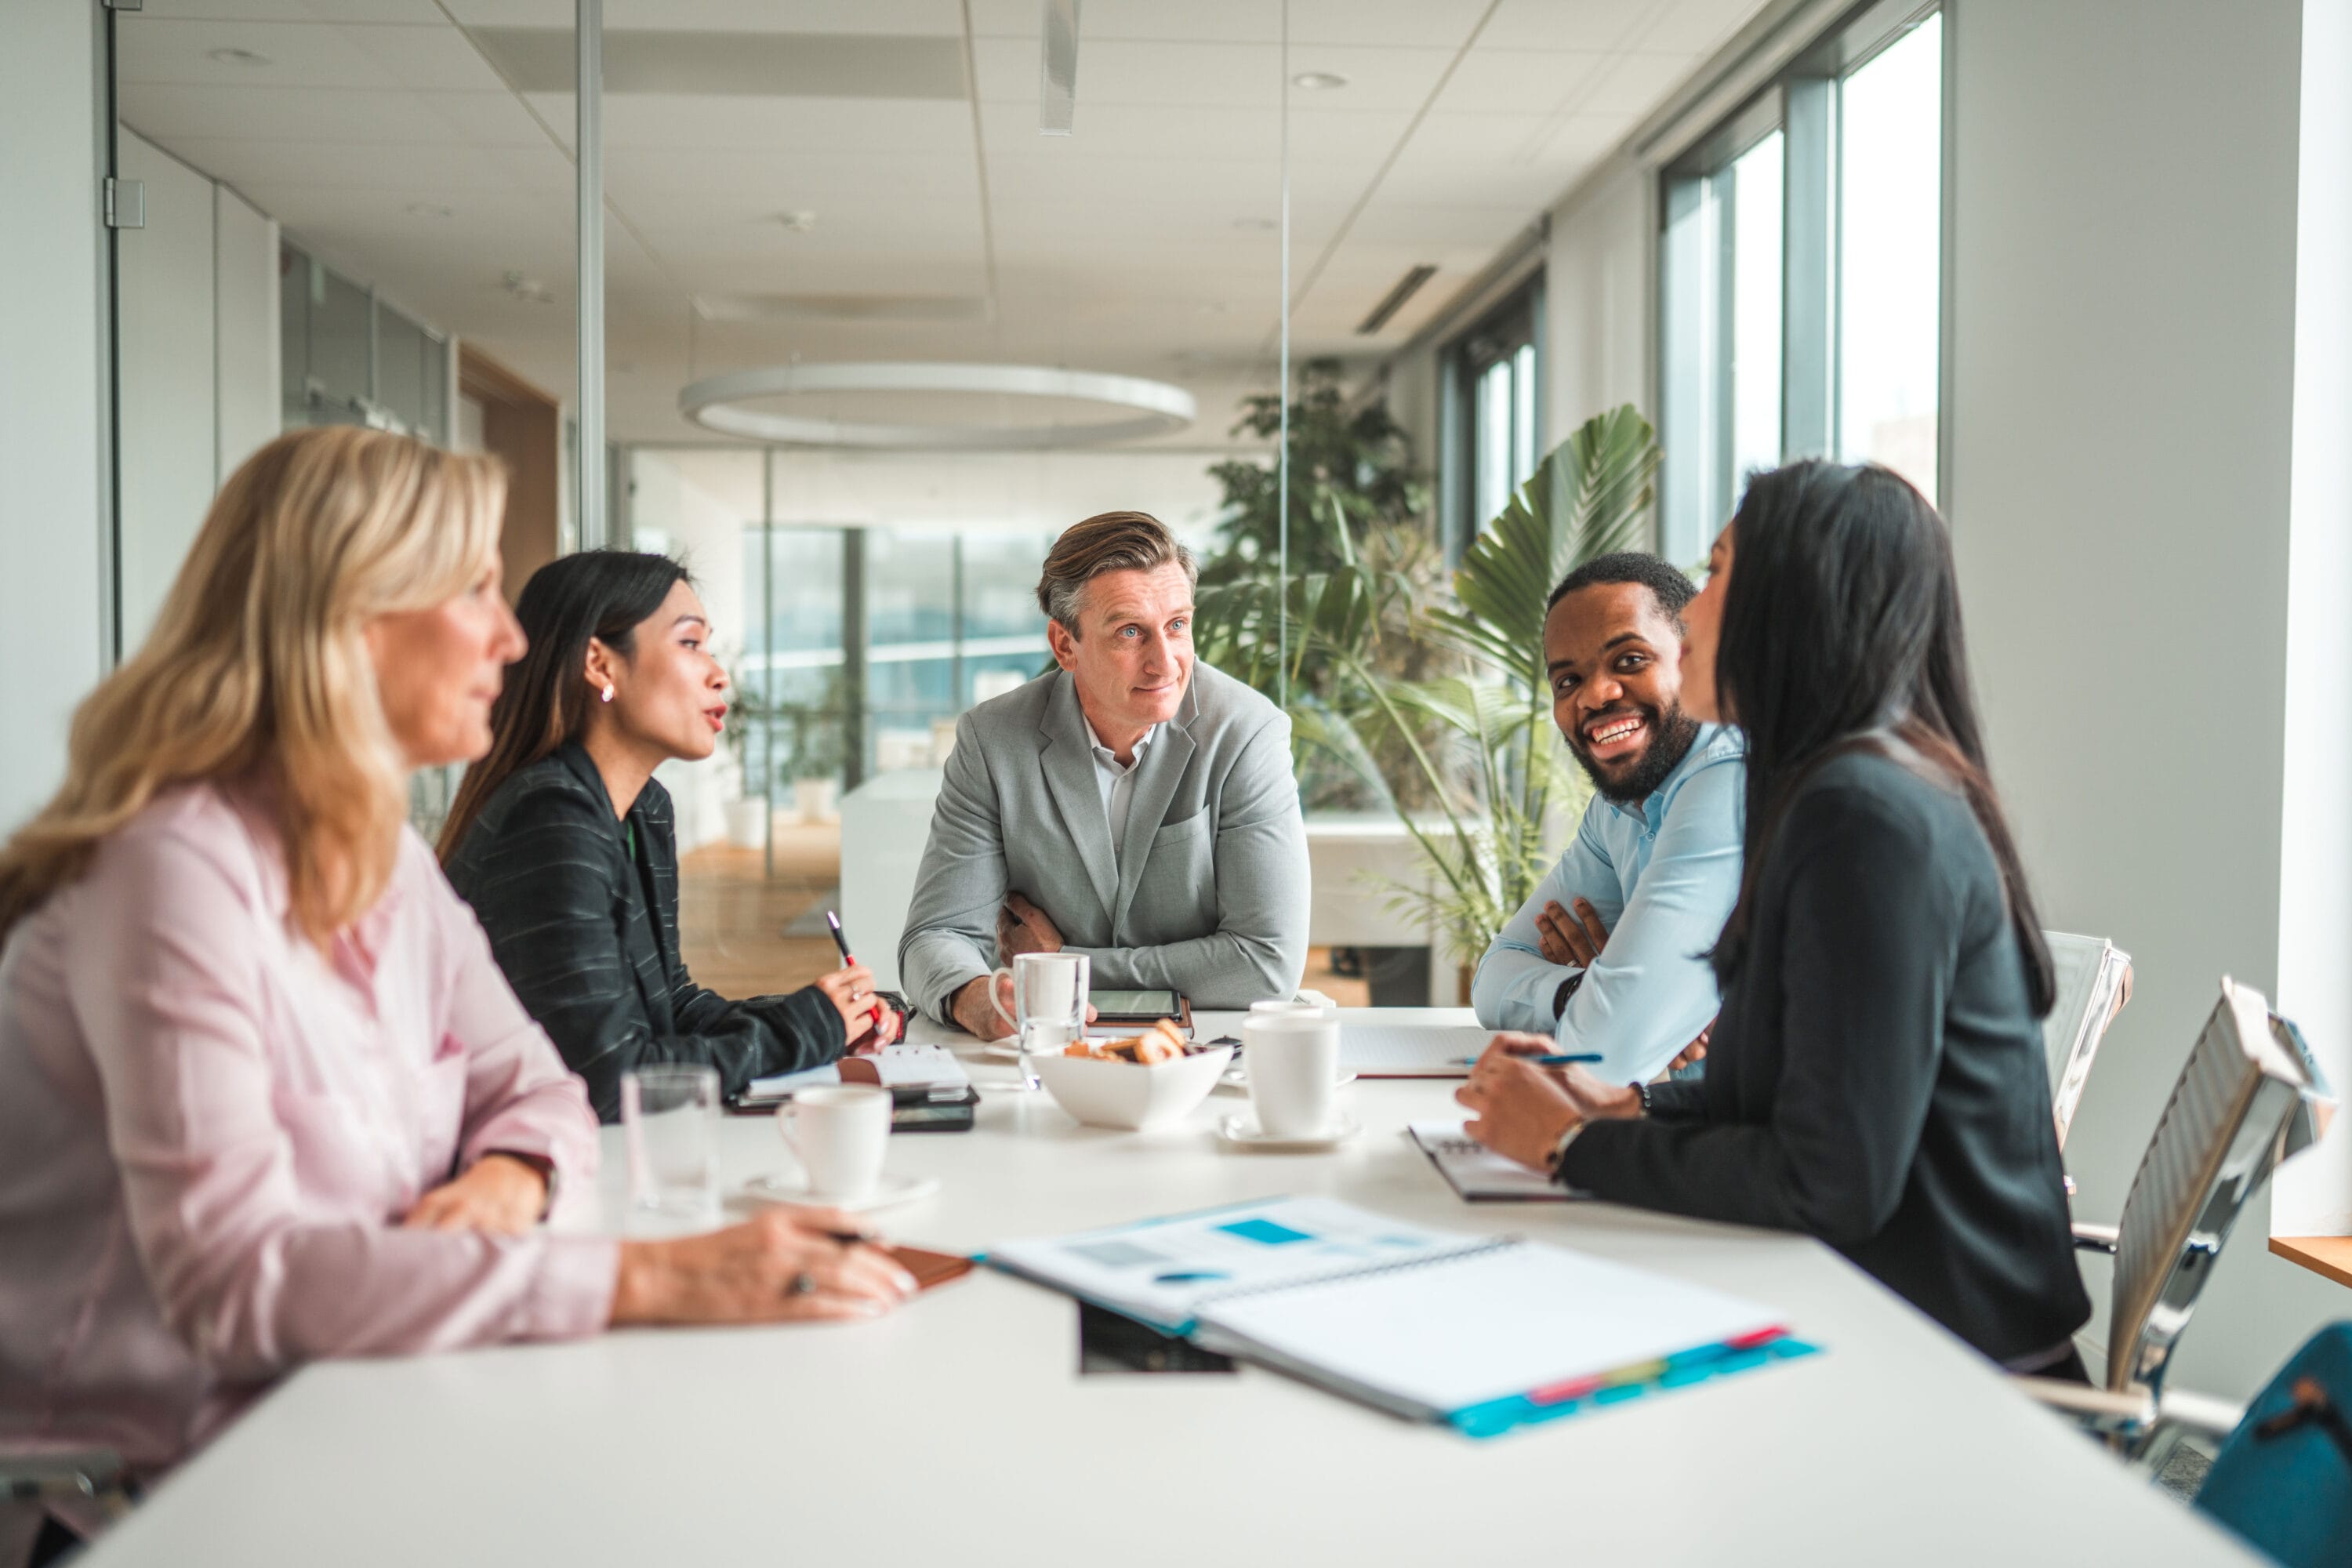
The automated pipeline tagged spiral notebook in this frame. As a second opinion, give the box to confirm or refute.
[987,1196,1809,1436]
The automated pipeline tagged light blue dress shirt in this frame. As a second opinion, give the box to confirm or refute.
[1470,724,1745,1083]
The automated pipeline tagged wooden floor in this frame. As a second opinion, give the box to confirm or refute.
[677,820,1374,1007]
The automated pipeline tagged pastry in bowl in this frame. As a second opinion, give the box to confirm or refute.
[1034,1025,1232,1131]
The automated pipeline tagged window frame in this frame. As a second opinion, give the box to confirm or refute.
[1439,276,1544,561]
[1654,0,1944,558]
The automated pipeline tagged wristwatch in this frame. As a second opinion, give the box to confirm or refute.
[1544,1120,1585,1175]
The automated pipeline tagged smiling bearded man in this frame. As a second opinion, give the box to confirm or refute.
[1468,553,1745,1084]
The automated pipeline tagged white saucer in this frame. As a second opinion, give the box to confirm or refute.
[1217,1111,1361,1152]
[1218,1065,1356,1091]
[739,1171,940,1213]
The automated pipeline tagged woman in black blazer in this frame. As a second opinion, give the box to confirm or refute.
[1458,461,2091,1374]
[440,551,895,1122]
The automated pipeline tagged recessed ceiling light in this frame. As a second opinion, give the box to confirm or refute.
[1233,216,1277,232]
[1291,71,1348,90]
[406,202,453,219]
[207,47,270,67]
[501,270,554,305]
[776,210,818,232]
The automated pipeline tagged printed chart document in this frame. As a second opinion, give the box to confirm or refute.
[988,1196,1808,1436]
[746,1044,971,1101]
[1408,1120,1584,1202]
[1340,1022,1494,1078]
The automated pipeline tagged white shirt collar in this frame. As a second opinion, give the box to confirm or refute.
[1083,715,1158,770]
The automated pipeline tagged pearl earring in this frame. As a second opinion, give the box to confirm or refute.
[600,684,614,704]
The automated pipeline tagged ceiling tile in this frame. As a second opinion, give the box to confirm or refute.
[120,82,473,143]
[116,17,399,87]
[138,0,446,21]
[521,93,973,154]
[445,0,964,32]
[970,38,1456,114]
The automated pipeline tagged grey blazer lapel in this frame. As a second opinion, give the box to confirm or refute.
[1111,687,1198,932]
[1039,674,1120,919]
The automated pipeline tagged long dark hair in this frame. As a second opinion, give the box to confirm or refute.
[436,549,691,862]
[1710,460,2055,1016]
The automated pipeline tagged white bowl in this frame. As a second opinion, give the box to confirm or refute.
[1033,1045,1235,1131]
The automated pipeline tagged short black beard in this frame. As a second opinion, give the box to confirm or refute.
[1570,703,1703,804]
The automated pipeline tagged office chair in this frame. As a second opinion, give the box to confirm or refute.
[2190,1322,2352,1567]
[2019,976,2334,1471]
[2,1446,133,1561]
[2042,931,2132,1156]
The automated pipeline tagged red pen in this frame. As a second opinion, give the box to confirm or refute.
[824,909,892,1044]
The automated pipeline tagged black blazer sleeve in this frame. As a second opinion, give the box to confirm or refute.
[1559,784,1956,1245]
[455,779,844,1120]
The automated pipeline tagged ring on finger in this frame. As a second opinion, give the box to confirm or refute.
[787,1271,818,1298]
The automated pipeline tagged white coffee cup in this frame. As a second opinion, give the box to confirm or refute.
[777,1083,892,1201]
[1243,1010,1342,1137]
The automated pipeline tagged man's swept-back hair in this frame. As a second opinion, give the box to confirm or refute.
[1546,551,1697,622]
[1036,510,1197,634]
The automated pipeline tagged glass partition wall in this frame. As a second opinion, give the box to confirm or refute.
[103,0,1801,1002]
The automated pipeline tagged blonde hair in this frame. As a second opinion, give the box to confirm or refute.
[0,426,506,946]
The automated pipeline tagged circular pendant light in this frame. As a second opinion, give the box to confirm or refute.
[677,361,1197,448]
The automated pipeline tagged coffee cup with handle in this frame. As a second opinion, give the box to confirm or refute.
[1242,1009,1342,1137]
[777,1083,892,1201]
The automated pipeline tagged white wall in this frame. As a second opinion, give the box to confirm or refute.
[115,129,281,656]
[1946,0,2346,1400]
[0,5,108,833]
[215,185,280,482]
[1543,156,1657,457]
[117,130,217,655]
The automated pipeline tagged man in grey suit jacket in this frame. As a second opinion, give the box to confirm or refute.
[898,510,1309,1039]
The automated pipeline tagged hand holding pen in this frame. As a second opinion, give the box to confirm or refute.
[822,910,898,1049]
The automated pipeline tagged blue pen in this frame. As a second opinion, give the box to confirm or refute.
[1454,1051,1604,1066]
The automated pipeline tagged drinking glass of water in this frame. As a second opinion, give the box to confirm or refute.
[621,1065,721,1221]
[993,950,1090,1090]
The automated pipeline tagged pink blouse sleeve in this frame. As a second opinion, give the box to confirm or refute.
[63,822,618,1382]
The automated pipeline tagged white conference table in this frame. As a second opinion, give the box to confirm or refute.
[80,1009,2255,1567]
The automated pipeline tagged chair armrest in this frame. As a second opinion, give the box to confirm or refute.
[2016,1374,2153,1436]
[2158,1385,2246,1442]
[2071,1221,2120,1254]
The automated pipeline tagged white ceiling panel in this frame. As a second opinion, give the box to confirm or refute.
[520,93,974,155]
[169,135,554,193]
[140,0,446,22]
[445,0,966,34]
[1476,0,1662,53]
[120,82,477,143]
[117,18,402,87]
[345,24,514,92]
[1639,0,1773,55]
[969,38,1458,113]
[1432,47,1632,115]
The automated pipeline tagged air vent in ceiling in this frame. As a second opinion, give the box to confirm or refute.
[1356,264,1439,336]
[470,29,967,99]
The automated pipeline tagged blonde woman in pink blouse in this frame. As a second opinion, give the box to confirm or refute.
[0,429,914,1563]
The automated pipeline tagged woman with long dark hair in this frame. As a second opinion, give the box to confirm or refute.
[1457,460,2091,1374]
[441,550,894,1123]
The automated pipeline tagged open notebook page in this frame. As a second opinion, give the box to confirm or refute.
[1196,1241,1783,1420]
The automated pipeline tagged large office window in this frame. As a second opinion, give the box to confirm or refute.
[1836,12,1944,496]
[1658,3,1944,558]
[1661,127,1784,567]
[1444,282,1542,557]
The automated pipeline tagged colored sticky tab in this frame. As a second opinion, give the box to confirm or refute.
[1216,1218,1315,1245]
